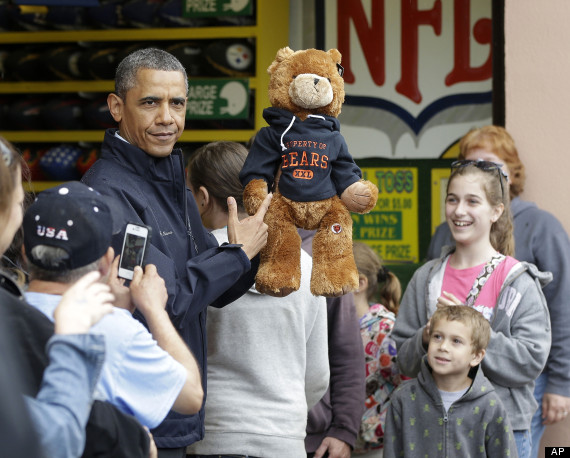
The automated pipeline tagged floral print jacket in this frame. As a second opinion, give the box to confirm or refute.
[354,303,407,453]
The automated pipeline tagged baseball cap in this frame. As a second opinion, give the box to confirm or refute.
[24,181,118,271]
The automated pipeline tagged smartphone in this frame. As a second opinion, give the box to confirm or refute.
[118,223,152,280]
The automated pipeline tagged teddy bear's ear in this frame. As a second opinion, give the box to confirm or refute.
[327,48,342,64]
[267,47,295,74]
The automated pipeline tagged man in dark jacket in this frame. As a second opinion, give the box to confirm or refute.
[82,47,270,457]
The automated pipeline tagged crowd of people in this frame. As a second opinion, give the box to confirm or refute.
[0,46,567,458]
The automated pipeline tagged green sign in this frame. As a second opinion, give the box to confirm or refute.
[352,167,419,263]
[183,0,252,17]
[186,79,249,120]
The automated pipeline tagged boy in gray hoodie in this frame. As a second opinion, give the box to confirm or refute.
[384,305,518,458]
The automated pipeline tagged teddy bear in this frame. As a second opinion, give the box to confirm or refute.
[239,47,378,297]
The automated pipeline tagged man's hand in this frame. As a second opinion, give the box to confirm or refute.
[108,250,134,313]
[226,193,272,260]
[54,271,114,335]
[313,437,350,458]
[542,393,570,425]
[129,264,168,319]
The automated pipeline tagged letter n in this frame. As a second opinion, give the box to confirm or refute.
[337,0,385,85]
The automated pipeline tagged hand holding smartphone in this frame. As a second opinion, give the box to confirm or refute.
[118,223,152,280]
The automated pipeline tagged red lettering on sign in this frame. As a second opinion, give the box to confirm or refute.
[445,0,492,86]
[334,0,491,105]
[337,0,385,85]
[396,0,442,103]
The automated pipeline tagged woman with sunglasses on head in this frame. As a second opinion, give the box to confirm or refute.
[428,126,570,458]
[391,157,551,458]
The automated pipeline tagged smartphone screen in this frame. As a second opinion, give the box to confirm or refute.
[118,223,150,280]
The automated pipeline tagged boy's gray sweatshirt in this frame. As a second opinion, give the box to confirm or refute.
[384,357,518,457]
[391,248,552,430]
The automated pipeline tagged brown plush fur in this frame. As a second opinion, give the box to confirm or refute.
[244,47,378,297]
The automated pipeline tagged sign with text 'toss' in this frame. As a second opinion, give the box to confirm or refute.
[353,167,419,263]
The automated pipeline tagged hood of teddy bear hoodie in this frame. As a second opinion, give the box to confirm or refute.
[263,107,340,141]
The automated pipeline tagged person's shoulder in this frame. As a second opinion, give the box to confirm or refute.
[411,256,444,281]
[362,303,396,326]
[505,258,552,288]
[496,255,520,276]
[514,198,566,229]
[82,156,139,184]
[90,308,147,342]
[391,377,418,398]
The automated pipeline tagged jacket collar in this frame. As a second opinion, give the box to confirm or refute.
[101,129,184,182]
[0,269,25,299]
[418,355,491,405]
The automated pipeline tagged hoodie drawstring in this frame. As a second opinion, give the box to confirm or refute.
[280,116,296,151]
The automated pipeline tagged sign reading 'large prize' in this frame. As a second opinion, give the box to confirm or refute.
[186,79,249,120]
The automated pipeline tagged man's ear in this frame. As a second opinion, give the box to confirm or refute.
[470,348,486,367]
[107,93,123,123]
[99,247,115,276]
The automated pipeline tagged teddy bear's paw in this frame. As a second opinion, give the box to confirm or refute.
[340,180,379,214]
[243,179,269,215]
[255,263,301,297]
[311,283,357,298]
[310,271,359,298]
[256,283,298,297]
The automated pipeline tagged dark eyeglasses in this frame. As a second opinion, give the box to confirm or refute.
[450,159,508,198]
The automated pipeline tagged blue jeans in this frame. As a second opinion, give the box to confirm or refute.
[530,372,548,458]
[514,429,532,458]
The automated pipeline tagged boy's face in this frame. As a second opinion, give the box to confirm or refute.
[427,318,485,383]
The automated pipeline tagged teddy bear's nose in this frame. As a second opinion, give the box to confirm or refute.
[314,78,320,86]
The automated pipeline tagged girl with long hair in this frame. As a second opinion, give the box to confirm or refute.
[392,160,551,458]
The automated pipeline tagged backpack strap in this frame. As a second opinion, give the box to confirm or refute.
[465,253,506,306]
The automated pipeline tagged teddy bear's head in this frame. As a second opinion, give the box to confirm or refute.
[267,47,345,121]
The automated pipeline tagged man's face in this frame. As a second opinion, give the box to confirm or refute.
[109,68,187,158]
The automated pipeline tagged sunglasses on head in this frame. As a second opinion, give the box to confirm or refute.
[0,141,14,167]
[450,159,509,198]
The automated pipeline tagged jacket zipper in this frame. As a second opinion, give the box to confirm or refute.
[443,411,449,457]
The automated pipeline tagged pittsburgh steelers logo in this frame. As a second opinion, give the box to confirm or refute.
[331,223,342,234]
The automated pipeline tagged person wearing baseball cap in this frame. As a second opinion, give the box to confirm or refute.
[23,181,204,430]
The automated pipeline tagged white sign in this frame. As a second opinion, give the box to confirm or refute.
[324,0,493,159]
